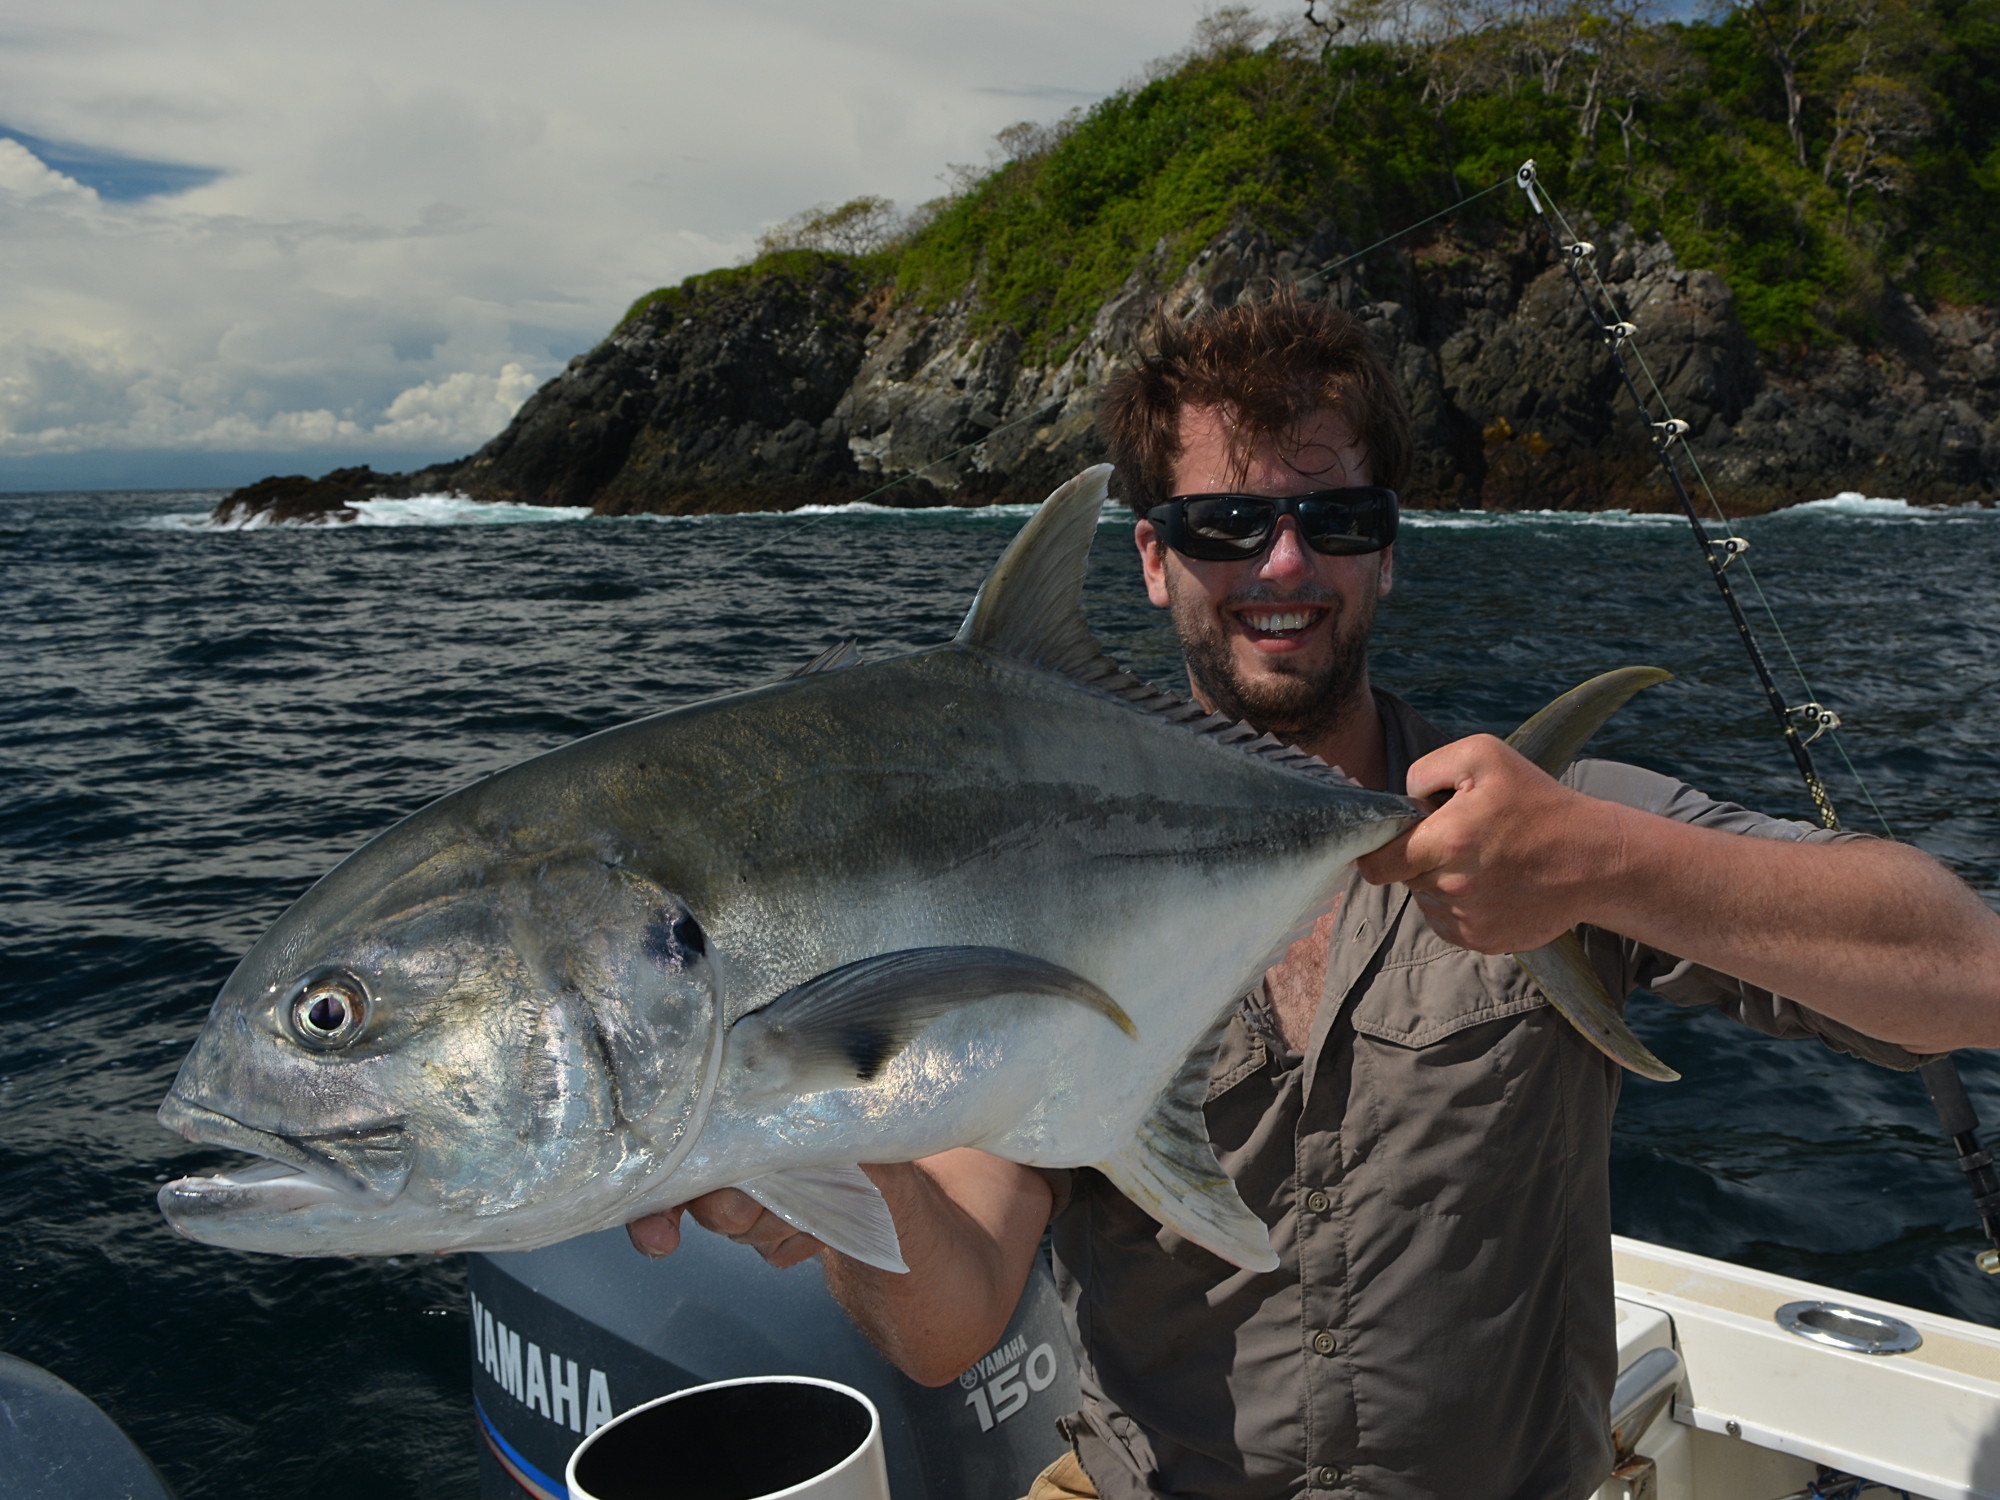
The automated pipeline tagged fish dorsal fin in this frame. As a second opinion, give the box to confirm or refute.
[957,465,1115,677]
[1094,1007,1280,1273]
[737,1165,908,1273]
[958,466,1415,813]
[784,640,863,679]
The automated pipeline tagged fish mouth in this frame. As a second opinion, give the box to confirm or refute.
[156,1093,411,1221]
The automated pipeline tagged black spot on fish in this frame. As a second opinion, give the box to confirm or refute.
[842,1027,896,1081]
[644,908,706,971]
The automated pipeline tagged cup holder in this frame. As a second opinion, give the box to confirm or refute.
[1775,1300,1922,1355]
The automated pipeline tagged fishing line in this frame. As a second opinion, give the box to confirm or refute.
[1532,192,1901,837]
[1300,173,1515,286]
[1516,158,2000,1276]
[1515,161,1846,830]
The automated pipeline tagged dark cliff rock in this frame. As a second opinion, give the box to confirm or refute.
[214,227,1999,526]
[211,467,404,527]
[440,253,926,516]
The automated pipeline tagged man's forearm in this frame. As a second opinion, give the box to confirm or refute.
[1360,733,2000,1053]
[821,1152,1054,1388]
[1582,804,2000,1052]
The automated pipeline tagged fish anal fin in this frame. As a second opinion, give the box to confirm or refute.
[737,1165,907,1273]
[1513,933,1679,1081]
[1507,667,1672,777]
[728,945,1135,1097]
[1095,1008,1279,1273]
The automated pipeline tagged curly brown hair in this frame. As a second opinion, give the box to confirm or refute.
[1098,292,1412,519]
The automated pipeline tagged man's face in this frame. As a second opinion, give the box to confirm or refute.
[1134,404,1393,746]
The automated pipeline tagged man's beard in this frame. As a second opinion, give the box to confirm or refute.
[1168,577,1376,747]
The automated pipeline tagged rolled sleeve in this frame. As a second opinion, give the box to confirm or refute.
[1565,758,1931,1072]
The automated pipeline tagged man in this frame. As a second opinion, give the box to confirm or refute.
[630,296,2000,1498]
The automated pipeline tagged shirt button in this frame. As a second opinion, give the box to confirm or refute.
[1311,1329,1338,1356]
[1314,1464,1344,1487]
[1305,1189,1332,1214]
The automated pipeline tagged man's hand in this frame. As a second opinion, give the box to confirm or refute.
[628,1155,1052,1389]
[627,1191,827,1270]
[1354,731,2000,1051]
[1356,733,1616,952]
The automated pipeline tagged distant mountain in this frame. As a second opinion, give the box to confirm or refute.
[220,2,2000,524]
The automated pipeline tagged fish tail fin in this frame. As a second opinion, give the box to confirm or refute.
[1504,667,1680,1081]
[1514,935,1679,1082]
[1505,666,1672,775]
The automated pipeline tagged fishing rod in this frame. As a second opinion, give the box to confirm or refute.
[1513,158,2000,1276]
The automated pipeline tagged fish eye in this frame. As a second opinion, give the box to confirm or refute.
[287,972,371,1050]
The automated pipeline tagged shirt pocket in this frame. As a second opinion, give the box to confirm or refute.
[1344,912,1568,1219]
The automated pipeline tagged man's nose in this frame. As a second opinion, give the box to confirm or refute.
[1257,516,1314,584]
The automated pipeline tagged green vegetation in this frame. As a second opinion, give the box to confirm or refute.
[627,0,2000,355]
[617,249,855,330]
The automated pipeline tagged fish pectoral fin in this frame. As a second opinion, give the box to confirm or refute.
[737,1166,907,1274]
[1506,666,1672,777]
[728,945,1136,1096]
[1094,1007,1280,1274]
[1513,933,1680,1082]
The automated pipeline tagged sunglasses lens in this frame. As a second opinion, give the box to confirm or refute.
[1154,489,1396,560]
[1298,495,1387,554]
[1177,496,1276,557]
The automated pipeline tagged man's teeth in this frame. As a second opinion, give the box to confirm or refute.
[1243,610,1316,632]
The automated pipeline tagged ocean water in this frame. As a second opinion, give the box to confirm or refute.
[2,486,1997,1497]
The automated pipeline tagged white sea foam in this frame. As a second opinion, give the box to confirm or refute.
[632,499,1047,523]
[349,494,592,526]
[1400,507,1683,530]
[143,487,1994,534]
[147,492,594,530]
[1774,492,1970,520]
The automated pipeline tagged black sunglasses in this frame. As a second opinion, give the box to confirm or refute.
[1146,487,1399,561]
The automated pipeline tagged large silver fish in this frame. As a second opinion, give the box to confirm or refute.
[156,465,1666,1273]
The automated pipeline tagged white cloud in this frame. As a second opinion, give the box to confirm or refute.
[0,138,97,203]
[0,0,1248,479]
[372,363,539,447]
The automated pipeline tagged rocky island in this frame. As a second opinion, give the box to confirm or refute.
[217,3,2000,526]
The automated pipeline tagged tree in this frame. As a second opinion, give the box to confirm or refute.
[1822,72,1930,227]
[754,196,904,258]
[1603,26,1697,171]
[1736,0,1833,167]
[1808,0,1938,228]
[1405,0,1506,188]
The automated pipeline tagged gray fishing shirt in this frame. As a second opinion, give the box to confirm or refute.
[1048,689,1921,1500]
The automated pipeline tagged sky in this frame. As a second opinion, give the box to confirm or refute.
[0,1,1260,492]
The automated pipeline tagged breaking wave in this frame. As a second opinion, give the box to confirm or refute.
[135,488,1997,535]
[150,492,595,530]
[1401,507,1684,530]
[1773,492,1995,520]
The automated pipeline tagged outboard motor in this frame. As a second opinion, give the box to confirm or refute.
[469,1229,1080,1499]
